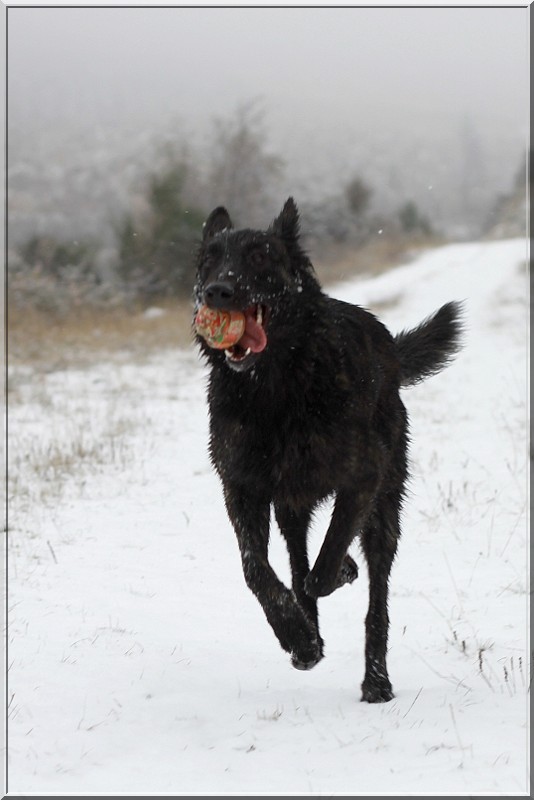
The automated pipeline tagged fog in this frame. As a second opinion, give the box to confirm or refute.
[9,7,527,134]
[7,6,529,243]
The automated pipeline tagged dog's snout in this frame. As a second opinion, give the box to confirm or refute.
[204,281,235,309]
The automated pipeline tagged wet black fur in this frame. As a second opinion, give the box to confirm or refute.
[194,198,463,702]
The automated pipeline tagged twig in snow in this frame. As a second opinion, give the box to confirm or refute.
[46,539,58,563]
[402,686,422,718]
[443,552,464,617]
[478,670,495,692]
[518,656,525,688]
[449,703,472,765]
[500,500,527,557]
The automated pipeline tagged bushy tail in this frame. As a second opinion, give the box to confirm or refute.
[395,301,464,387]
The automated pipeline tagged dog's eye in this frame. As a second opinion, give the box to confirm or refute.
[249,250,265,267]
[200,250,219,273]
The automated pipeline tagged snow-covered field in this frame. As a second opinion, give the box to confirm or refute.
[8,238,529,795]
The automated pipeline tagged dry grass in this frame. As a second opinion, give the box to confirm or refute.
[313,232,445,285]
[9,352,152,530]
[8,297,196,373]
[10,415,138,513]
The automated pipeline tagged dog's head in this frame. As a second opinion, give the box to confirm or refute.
[194,198,320,373]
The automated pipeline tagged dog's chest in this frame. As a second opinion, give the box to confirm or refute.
[210,390,355,503]
[272,423,342,503]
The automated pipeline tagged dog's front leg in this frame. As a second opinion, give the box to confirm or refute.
[224,485,323,670]
[274,503,324,665]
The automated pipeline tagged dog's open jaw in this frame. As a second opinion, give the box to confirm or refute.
[224,304,269,370]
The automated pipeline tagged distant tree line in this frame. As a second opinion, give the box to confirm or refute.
[10,103,523,313]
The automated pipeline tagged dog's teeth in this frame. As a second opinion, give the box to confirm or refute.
[225,347,251,361]
[256,305,263,326]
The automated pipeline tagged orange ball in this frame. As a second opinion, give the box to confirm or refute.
[195,306,245,349]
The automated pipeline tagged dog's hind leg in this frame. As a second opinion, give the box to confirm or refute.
[224,486,324,670]
[359,499,400,703]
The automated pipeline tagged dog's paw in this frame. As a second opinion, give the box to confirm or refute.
[291,652,323,671]
[304,570,335,599]
[361,677,394,704]
[304,557,358,598]
[335,554,359,589]
[291,639,324,671]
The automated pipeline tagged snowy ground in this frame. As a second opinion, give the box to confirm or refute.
[7,238,529,795]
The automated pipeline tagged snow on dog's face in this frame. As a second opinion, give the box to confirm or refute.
[194,198,314,373]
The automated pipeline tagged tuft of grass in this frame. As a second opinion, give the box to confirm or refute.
[257,706,284,722]
[8,362,152,564]
[9,397,141,516]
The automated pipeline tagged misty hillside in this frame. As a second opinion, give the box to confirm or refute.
[7,6,528,279]
[8,113,526,250]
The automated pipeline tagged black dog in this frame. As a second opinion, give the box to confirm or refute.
[194,198,462,702]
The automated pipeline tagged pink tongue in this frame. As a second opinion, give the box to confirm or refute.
[239,307,267,353]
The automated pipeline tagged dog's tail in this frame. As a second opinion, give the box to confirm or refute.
[394,301,464,387]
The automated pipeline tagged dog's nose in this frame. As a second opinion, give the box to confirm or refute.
[204,281,235,309]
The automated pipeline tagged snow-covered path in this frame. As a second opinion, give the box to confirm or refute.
[8,239,529,795]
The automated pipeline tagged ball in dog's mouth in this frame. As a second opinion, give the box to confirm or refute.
[195,304,268,366]
[194,306,246,349]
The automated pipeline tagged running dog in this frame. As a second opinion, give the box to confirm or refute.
[193,198,462,702]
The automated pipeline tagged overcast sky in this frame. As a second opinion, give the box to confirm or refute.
[8,6,528,145]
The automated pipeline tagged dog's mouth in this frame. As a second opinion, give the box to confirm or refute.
[224,304,269,368]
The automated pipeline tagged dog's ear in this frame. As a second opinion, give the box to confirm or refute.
[202,207,233,241]
[270,197,300,245]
